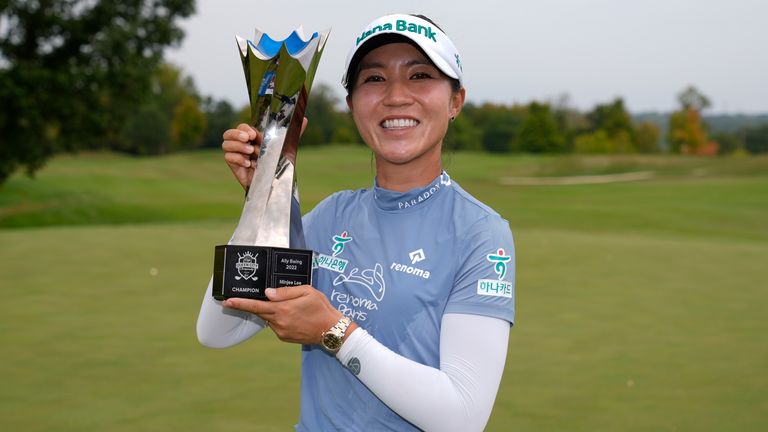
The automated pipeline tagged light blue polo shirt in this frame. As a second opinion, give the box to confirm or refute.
[296,171,515,431]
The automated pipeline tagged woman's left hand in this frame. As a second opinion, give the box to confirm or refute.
[222,286,342,345]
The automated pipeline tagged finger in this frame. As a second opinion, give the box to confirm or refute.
[265,285,312,302]
[223,297,275,316]
[224,151,252,168]
[222,140,255,155]
[223,128,252,143]
[237,123,261,142]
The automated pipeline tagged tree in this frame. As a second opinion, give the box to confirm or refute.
[482,121,516,153]
[0,0,195,184]
[668,86,710,153]
[331,110,362,145]
[444,113,482,151]
[472,103,524,153]
[551,93,590,152]
[172,94,207,150]
[635,122,661,153]
[712,131,744,155]
[516,102,565,153]
[668,107,709,153]
[120,105,172,156]
[677,85,711,111]
[201,97,236,148]
[585,98,637,152]
[744,124,768,154]
[303,83,340,146]
[115,63,205,155]
[573,130,614,153]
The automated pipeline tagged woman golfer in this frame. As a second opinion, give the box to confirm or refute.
[198,13,515,431]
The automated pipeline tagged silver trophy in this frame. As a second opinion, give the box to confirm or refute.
[212,26,330,301]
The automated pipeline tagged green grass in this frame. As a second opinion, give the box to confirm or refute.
[1,148,767,431]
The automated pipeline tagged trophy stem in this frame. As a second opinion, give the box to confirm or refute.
[231,125,287,246]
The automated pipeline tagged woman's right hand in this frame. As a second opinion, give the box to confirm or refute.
[222,123,260,190]
[222,119,308,190]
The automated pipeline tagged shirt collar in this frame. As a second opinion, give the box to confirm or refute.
[373,171,453,212]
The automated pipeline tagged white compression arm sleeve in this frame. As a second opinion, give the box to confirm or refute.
[336,313,510,432]
[196,276,267,348]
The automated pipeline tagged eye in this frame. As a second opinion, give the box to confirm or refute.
[411,71,433,80]
[361,74,384,84]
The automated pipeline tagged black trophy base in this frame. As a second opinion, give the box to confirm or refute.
[212,244,313,301]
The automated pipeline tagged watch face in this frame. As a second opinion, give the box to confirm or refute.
[322,333,342,351]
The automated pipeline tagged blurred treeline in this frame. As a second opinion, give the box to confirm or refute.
[93,65,768,158]
[2,0,768,187]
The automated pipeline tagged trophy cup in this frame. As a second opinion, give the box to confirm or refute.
[211,26,330,301]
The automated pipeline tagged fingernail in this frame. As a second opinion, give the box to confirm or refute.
[239,132,248,140]
[265,288,276,297]
[244,160,251,167]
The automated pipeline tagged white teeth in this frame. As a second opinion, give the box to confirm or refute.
[382,118,419,129]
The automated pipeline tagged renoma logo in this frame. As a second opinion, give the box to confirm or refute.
[392,248,430,279]
[477,248,513,298]
[332,263,387,321]
[409,249,425,265]
[332,231,353,257]
[235,251,258,281]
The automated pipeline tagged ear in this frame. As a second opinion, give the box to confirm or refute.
[346,95,353,112]
[450,87,466,119]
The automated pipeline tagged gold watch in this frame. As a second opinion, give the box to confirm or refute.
[321,316,352,354]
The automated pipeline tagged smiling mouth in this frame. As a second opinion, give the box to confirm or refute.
[381,118,420,129]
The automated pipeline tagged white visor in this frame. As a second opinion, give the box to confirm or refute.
[341,14,464,89]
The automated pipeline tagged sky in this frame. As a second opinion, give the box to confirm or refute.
[166,0,768,114]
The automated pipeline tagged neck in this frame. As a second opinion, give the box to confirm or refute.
[375,153,442,192]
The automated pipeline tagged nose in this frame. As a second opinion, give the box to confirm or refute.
[382,78,412,107]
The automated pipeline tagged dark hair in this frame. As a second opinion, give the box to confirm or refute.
[345,14,462,96]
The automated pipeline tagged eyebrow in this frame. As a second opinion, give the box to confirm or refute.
[357,59,433,73]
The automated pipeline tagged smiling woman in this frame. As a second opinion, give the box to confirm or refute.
[347,42,464,185]
[199,13,516,432]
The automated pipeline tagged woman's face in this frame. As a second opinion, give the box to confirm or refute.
[347,43,465,170]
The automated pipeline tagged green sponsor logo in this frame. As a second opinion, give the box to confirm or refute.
[313,253,349,273]
[331,231,352,257]
[356,19,437,46]
[487,248,512,280]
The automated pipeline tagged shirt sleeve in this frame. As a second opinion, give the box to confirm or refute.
[445,214,516,324]
[336,313,510,431]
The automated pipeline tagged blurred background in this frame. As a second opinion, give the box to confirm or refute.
[1,0,766,430]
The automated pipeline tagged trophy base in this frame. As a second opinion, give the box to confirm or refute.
[212,244,313,301]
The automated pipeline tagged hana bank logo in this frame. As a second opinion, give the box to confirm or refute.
[331,231,353,257]
[487,248,512,280]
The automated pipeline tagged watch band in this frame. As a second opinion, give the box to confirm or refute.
[321,316,352,353]
[329,316,352,339]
